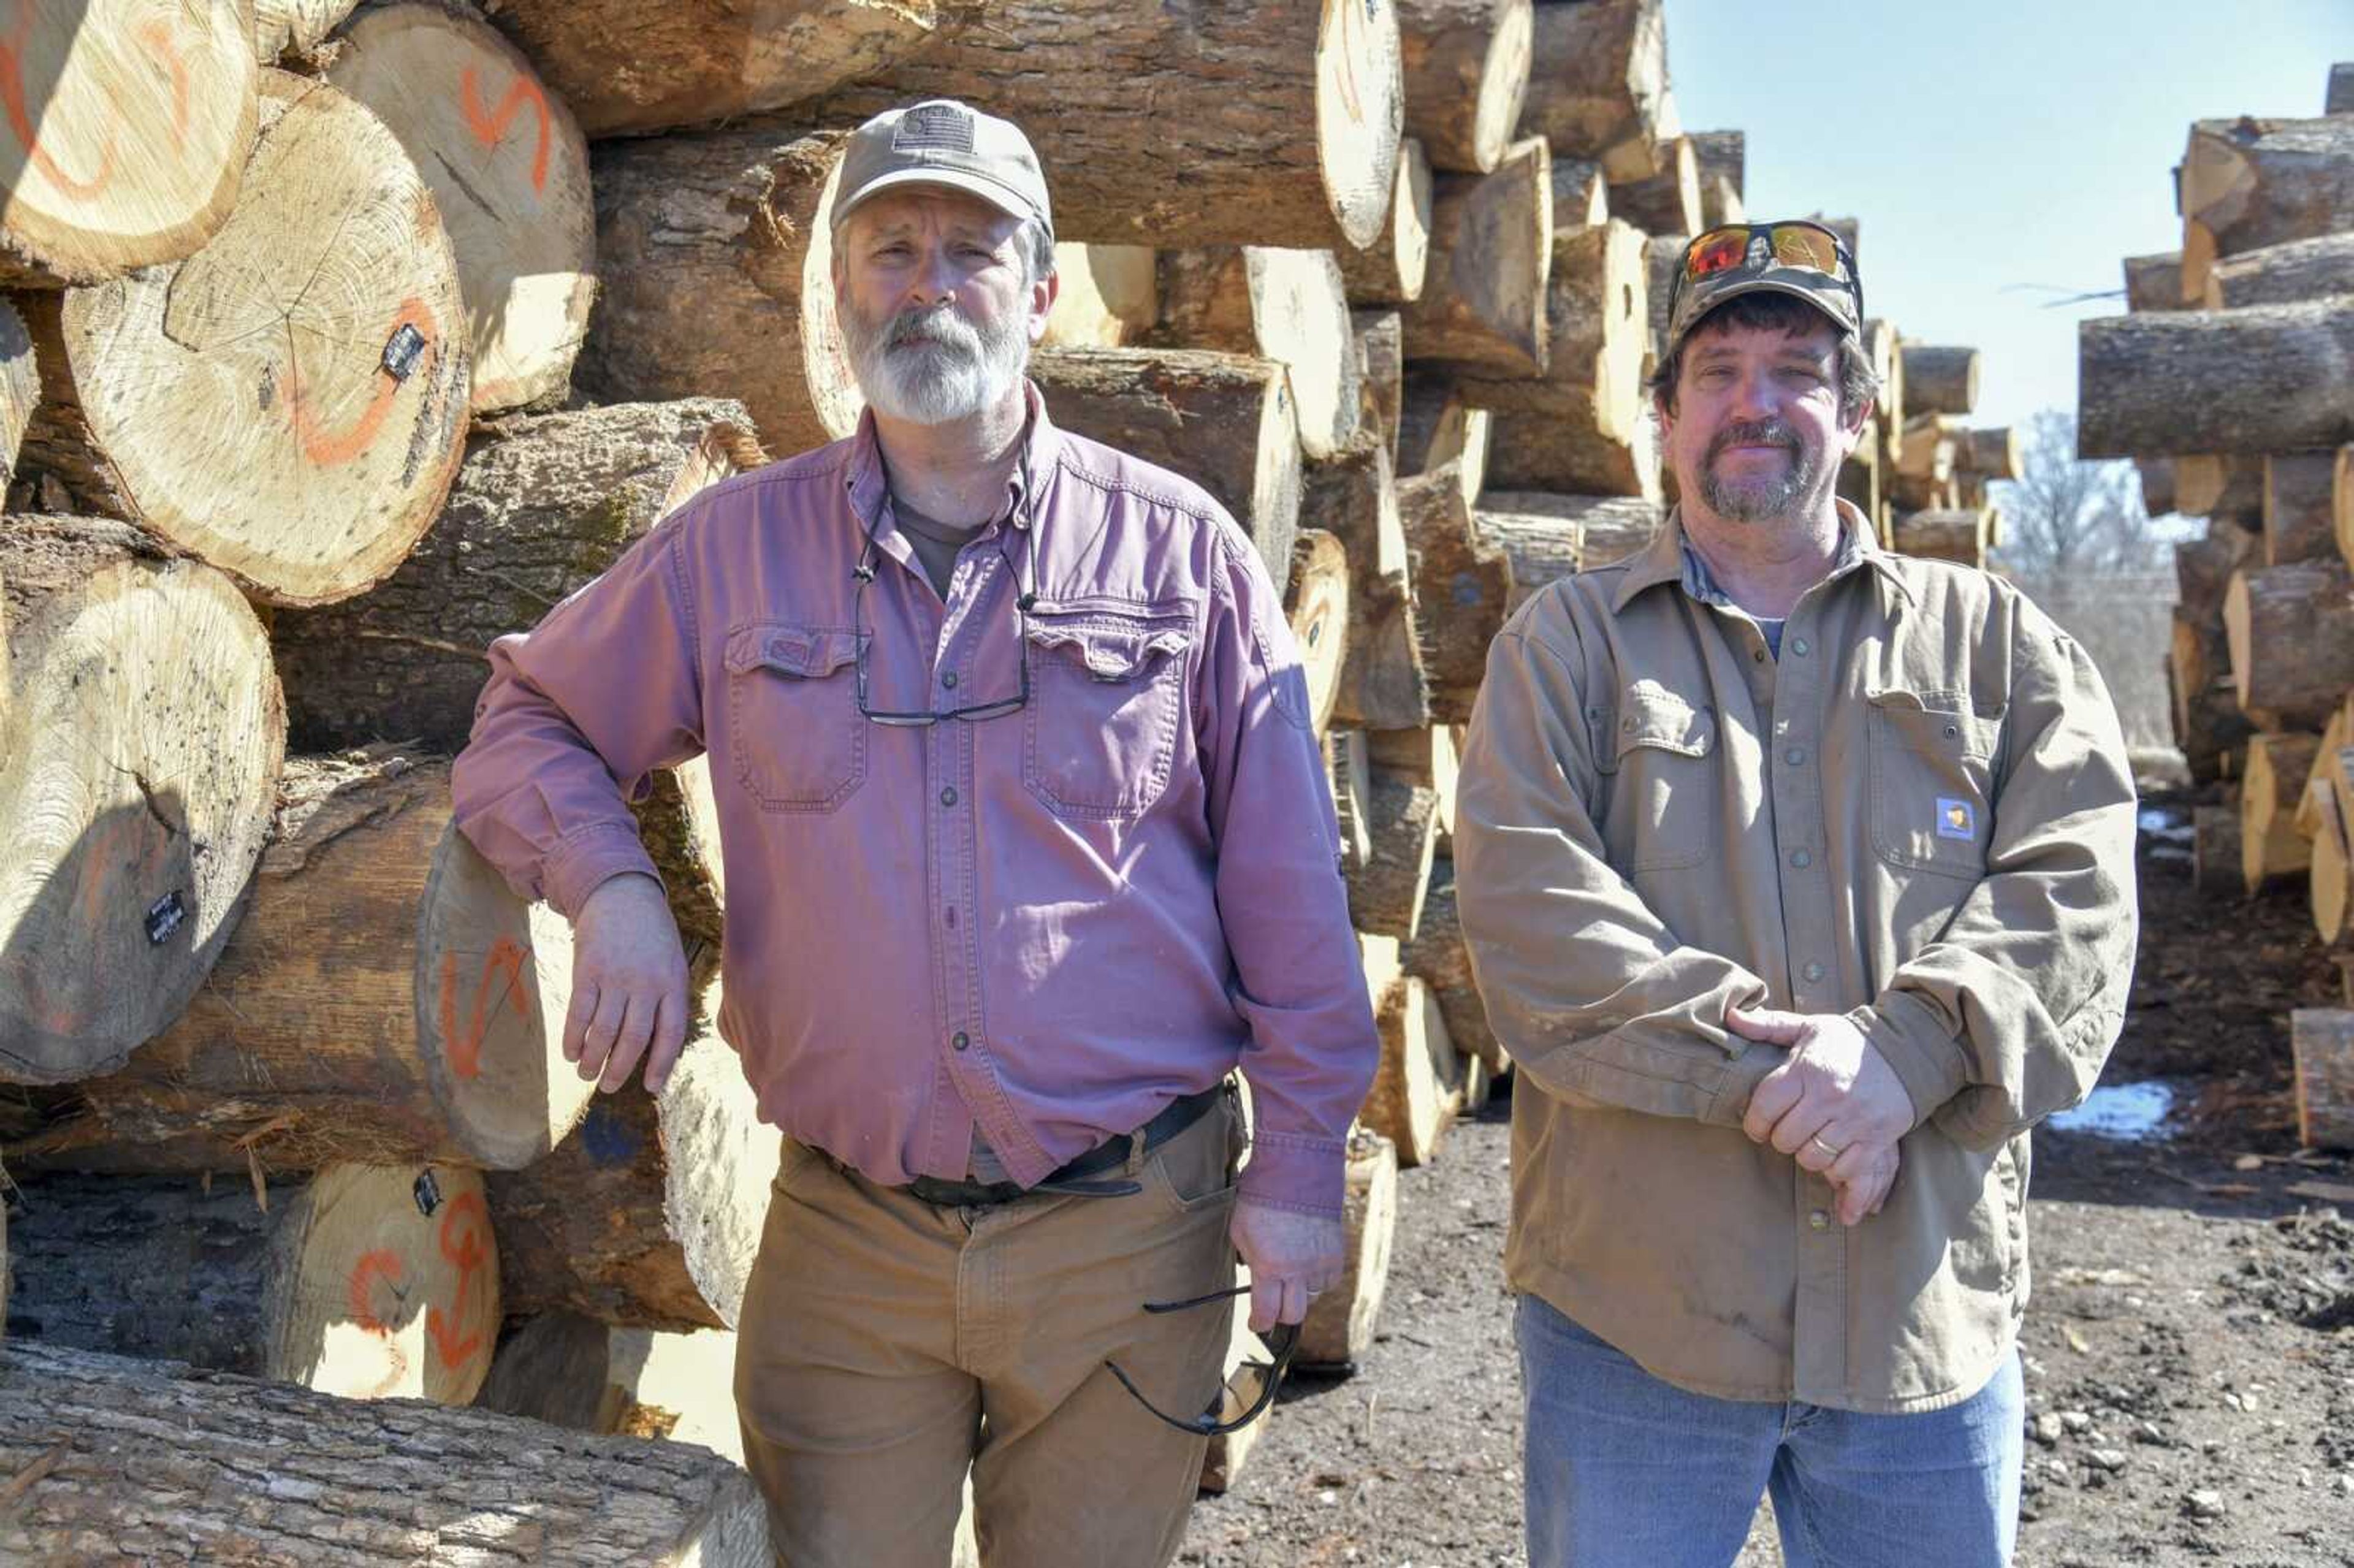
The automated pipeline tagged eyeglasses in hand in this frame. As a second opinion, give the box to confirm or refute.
[1103,1283,1299,1437]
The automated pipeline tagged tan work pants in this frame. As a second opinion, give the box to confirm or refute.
[734,1094,1244,1568]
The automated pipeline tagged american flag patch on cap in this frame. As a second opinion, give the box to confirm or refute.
[894,102,975,154]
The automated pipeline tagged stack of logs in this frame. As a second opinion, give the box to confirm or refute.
[2079,63,2354,1154]
[0,0,2024,1547]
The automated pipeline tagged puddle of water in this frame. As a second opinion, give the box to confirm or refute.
[2047,1080,2176,1142]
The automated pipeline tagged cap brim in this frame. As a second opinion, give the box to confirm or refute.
[1671,276,1858,353]
[831,167,1043,231]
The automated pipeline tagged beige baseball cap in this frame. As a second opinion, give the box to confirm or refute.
[832,99,1053,239]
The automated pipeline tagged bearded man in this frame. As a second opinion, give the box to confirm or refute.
[449,101,1377,1567]
[1453,223,2139,1566]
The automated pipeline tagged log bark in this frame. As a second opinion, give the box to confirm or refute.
[1956,427,2021,482]
[1367,725,1460,824]
[2225,562,2354,727]
[2192,804,2242,895]
[321,1,595,416]
[1898,344,1979,417]
[2315,750,2354,945]
[2176,454,2265,520]
[1286,530,1351,737]
[1895,415,1958,483]
[1552,154,1610,232]
[2339,445,2354,573]
[1153,247,1361,459]
[1688,129,1743,206]
[2079,300,2354,457]
[1606,132,1698,235]
[17,72,470,606]
[1360,959,1461,1168]
[0,301,34,492]
[1864,316,1902,454]
[1293,1127,1398,1371]
[1892,509,1986,567]
[1477,491,1659,607]
[1404,137,1553,376]
[2331,61,2354,115]
[578,125,859,460]
[1399,461,1513,721]
[1640,229,1684,379]
[1518,0,1670,181]
[2206,232,2354,309]
[6,1163,498,1405]
[1344,772,1441,939]
[256,1,359,62]
[478,0,961,138]
[2169,606,2226,704]
[1396,375,1492,498]
[2123,251,2187,312]
[810,0,1404,251]
[1699,172,1743,229]
[0,1,256,287]
[2140,456,2179,516]
[487,1026,780,1330]
[1040,243,1158,349]
[2179,116,2354,301]
[2166,647,2254,785]
[2293,1009,2354,1149]
[1399,861,1501,1068]
[1305,430,1429,730]
[2243,732,2322,892]
[0,518,284,1085]
[2266,451,2341,565]
[1330,729,1374,870]
[477,1313,746,1463]
[1353,310,1405,455]
[1399,0,1534,175]
[273,399,761,753]
[1341,139,1433,307]
[0,1339,769,1564]
[6,755,619,1177]
[1028,348,1302,596]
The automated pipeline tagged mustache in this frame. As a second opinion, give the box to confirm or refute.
[882,305,982,352]
[1704,419,1802,463]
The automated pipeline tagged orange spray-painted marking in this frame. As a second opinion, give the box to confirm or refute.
[286,296,435,466]
[135,17,189,145]
[0,2,115,198]
[438,935,530,1081]
[459,64,549,194]
[346,1247,406,1333]
[424,1190,490,1370]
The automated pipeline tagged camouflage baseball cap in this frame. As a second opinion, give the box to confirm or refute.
[832,99,1053,240]
[1664,221,1862,358]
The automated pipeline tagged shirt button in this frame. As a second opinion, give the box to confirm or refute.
[1753,648,1766,663]
[1785,746,1807,766]
[1790,849,1812,869]
[1803,961,1826,982]
[940,786,958,807]
[1792,637,1811,657]
[951,1031,970,1051]
[1808,1209,1831,1231]
[942,671,959,689]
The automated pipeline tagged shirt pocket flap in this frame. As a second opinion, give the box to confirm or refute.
[1027,618,1190,682]
[1868,688,2003,761]
[725,623,860,679]
[1613,691,1716,763]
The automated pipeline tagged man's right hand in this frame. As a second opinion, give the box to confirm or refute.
[566,873,691,1096]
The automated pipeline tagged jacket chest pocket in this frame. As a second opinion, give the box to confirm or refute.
[725,622,867,813]
[1591,691,1718,871]
[1022,611,1192,821]
[1867,689,2002,878]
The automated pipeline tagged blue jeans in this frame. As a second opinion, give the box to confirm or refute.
[1517,1293,2022,1567]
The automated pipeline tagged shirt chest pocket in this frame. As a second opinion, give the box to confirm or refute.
[725,622,867,813]
[1590,691,1718,871]
[1022,611,1192,821]
[1867,689,2003,878]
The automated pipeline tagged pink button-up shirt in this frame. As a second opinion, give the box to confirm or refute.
[449,390,1377,1214]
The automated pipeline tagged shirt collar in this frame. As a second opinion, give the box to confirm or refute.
[1612,498,1916,615]
[845,379,1061,538]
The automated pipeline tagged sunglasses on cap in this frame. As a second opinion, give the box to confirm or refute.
[1669,221,1864,327]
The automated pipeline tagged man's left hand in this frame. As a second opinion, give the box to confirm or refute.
[1729,1006,1916,1216]
[1228,1198,1344,1334]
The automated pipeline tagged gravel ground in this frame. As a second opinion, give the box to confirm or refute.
[1182,790,2354,1566]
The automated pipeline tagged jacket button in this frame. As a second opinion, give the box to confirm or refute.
[1785,746,1807,766]
[952,1032,970,1051]
[1791,637,1811,657]
[1790,850,1812,869]
[1808,1209,1830,1231]
[942,671,959,690]
[1803,962,1826,982]
[940,786,958,807]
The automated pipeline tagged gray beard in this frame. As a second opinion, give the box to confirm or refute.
[1696,419,1828,523]
[842,298,1030,426]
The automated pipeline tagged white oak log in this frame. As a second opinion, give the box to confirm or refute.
[1404,136,1554,376]
[1368,723,1459,845]
[2315,747,2354,945]
[2293,1008,2354,1148]
[273,398,760,752]
[1361,962,1462,1168]
[2179,116,2354,302]
[2225,561,2354,727]
[322,0,595,415]
[1892,509,1986,567]
[487,1024,780,1330]
[2266,451,2341,565]
[1472,219,1655,497]
[1154,247,1361,460]
[2079,299,2354,458]
[1041,242,1158,349]
[2206,232,2354,309]
[256,0,359,61]
[1956,427,2021,482]
[0,1,256,287]
[1606,132,1698,235]
[2176,454,2266,520]
[1306,429,1428,730]
[477,1313,746,1463]
[6,1163,498,1404]
[1477,490,1659,607]
[2124,251,2188,312]
[1400,460,1513,721]
[1344,770,1441,940]
[1552,153,1610,231]
[2140,456,2179,516]
[1899,344,1979,417]
[2243,731,2322,892]
[1396,374,1493,498]
[812,0,1404,251]
[579,125,859,460]
[1689,128,1742,208]
[480,0,956,138]
[0,518,283,1085]
[1286,529,1352,738]
[1293,1127,1399,1371]
[1029,347,1302,596]
[0,301,35,491]
[2192,804,2241,895]
[1399,859,1501,1069]
[1330,729,1374,870]
[2331,62,2354,115]
[1354,309,1405,455]
[2339,445,2354,572]
[1895,415,1958,483]
[1640,229,1683,379]
[1400,0,1534,175]
[18,72,470,606]
[1519,0,1670,181]
[2166,644,2254,785]
[0,1338,769,1564]
[1341,138,1434,308]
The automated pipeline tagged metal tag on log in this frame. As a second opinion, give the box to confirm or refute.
[383,322,427,383]
[145,891,187,946]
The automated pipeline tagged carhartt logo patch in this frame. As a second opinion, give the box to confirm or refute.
[1935,796,1976,840]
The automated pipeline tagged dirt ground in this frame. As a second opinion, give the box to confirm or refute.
[1182,786,2354,1567]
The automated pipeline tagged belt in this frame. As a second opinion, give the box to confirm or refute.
[900,1083,1228,1208]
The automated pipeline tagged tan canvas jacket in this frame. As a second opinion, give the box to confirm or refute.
[1455,503,2138,1412]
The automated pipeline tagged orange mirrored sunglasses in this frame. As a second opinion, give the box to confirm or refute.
[1672,221,1861,321]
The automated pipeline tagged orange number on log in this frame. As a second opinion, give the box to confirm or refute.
[459,64,550,195]
[286,296,436,466]
[345,1247,414,1396]
[135,17,189,145]
[424,1190,490,1371]
[436,935,531,1081]
[0,1,115,197]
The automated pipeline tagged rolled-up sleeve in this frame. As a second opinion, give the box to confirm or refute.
[449,518,707,921]
[1855,614,2139,1148]
[1455,614,1782,1127]
[1197,528,1379,1216]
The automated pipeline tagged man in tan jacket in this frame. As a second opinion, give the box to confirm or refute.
[1455,221,2138,1567]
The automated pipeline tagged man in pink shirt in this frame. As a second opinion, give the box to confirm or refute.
[450,99,1377,1566]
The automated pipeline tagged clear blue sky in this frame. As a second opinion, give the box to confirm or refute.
[1660,1,2354,431]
